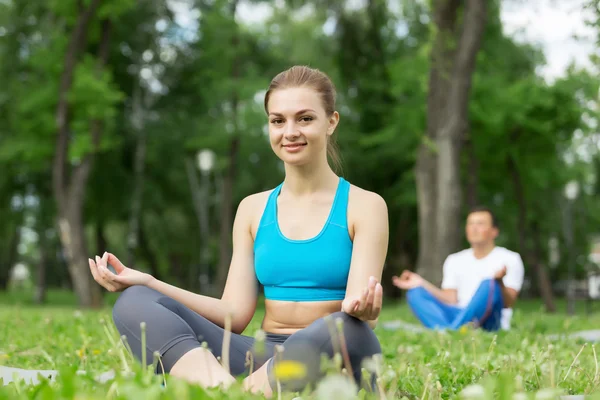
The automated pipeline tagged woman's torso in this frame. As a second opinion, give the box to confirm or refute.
[251,177,355,334]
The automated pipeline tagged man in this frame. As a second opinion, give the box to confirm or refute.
[392,206,525,331]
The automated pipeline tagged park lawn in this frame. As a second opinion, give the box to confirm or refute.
[1,290,600,399]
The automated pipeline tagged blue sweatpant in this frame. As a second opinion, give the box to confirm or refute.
[406,279,504,331]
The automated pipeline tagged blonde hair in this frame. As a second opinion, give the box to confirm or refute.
[264,65,342,173]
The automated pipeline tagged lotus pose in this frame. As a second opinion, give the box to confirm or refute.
[392,207,524,332]
[89,65,389,396]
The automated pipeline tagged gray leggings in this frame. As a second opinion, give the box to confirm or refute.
[112,286,381,391]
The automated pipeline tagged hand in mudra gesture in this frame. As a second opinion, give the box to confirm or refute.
[494,265,507,281]
[391,270,424,290]
[341,276,383,321]
[89,252,153,292]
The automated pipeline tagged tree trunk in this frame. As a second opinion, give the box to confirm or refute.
[465,137,479,209]
[386,213,414,298]
[216,0,241,294]
[96,218,107,256]
[139,224,161,281]
[53,8,110,308]
[34,229,48,305]
[415,0,487,285]
[531,221,556,312]
[126,83,148,267]
[507,150,556,312]
[217,136,240,293]
[185,156,212,292]
[0,223,20,290]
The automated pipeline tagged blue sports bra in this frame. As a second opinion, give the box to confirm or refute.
[254,177,353,302]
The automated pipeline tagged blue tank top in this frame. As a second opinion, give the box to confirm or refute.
[254,177,353,302]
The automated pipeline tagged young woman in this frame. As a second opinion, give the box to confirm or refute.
[89,65,389,396]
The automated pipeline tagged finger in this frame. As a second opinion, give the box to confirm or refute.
[101,252,109,268]
[96,261,118,291]
[89,258,101,282]
[357,287,369,313]
[365,282,376,310]
[370,283,383,319]
[107,253,126,274]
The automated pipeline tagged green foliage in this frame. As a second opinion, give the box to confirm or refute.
[0,0,599,296]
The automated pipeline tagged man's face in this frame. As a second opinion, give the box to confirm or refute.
[465,211,498,246]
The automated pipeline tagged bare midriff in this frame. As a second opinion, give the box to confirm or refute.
[261,299,343,334]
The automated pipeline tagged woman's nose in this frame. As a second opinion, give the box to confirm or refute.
[284,121,299,137]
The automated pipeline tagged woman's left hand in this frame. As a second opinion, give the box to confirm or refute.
[341,276,383,321]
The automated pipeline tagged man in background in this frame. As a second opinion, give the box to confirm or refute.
[392,206,525,331]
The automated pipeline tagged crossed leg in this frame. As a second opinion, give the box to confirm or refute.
[112,286,382,396]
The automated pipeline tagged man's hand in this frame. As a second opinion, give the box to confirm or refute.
[494,266,507,281]
[391,270,424,290]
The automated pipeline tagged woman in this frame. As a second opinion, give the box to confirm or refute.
[89,65,389,396]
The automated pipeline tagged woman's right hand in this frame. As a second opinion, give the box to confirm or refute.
[89,252,153,292]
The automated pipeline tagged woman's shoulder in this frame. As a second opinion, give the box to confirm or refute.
[237,189,277,233]
[345,182,388,241]
[238,189,274,216]
[347,183,388,213]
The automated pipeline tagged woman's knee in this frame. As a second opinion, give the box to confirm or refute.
[267,312,381,392]
[112,285,161,326]
[332,312,381,356]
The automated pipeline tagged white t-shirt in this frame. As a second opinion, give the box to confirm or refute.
[441,246,525,329]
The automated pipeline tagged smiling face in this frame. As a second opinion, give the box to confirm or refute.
[267,86,339,168]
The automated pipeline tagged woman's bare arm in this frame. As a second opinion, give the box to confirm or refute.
[145,194,261,334]
[343,187,389,328]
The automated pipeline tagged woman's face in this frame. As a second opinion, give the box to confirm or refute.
[267,87,339,167]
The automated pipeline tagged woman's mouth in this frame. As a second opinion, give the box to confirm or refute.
[283,143,307,153]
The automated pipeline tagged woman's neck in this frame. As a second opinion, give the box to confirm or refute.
[282,160,339,196]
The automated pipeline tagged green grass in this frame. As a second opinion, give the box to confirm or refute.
[1,290,600,399]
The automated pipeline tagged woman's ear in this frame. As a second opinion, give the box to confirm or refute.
[327,111,340,136]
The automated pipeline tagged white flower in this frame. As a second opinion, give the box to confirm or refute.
[315,374,358,400]
[534,388,561,400]
[460,384,485,399]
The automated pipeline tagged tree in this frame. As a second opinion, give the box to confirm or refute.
[415,0,488,285]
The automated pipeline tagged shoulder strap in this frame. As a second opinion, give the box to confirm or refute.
[258,183,283,227]
[329,177,350,228]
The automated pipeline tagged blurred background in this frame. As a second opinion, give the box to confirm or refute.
[0,0,599,315]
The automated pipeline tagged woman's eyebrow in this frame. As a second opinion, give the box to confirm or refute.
[269,109,316,117]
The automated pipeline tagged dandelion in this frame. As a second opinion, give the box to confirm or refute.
[535,388,561,400]
[273,360,307,381]
[92,349,101,355]
[459,384,485,399]
[315,374,358,400]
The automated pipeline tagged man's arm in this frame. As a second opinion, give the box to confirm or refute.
[392,270,458,305]
[497,279,518,308]
[421,280,458,305]
[494,264,521,308]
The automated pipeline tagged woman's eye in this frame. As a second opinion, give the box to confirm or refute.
[271,119,283,124]
[299,116,313,122]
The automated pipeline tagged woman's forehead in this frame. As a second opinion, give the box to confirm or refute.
[268,88,322,114]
